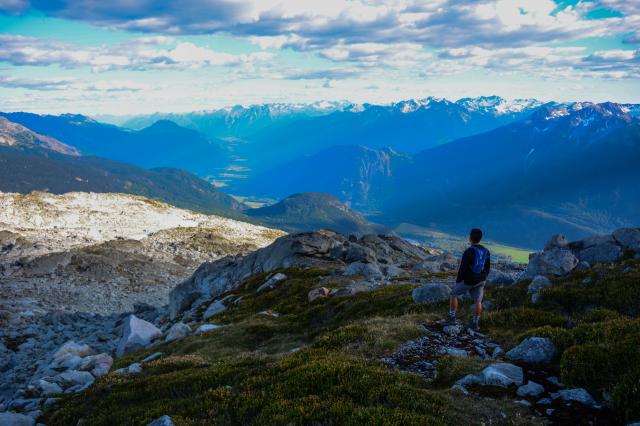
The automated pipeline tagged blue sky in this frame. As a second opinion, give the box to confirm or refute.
[0,0,638,114]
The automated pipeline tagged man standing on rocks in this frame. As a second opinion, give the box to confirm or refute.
[448,228,491,331]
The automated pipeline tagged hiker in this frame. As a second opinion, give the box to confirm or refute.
[448,228,491,331]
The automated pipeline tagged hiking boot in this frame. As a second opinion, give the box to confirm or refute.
[444,312,458,325]
[469,318,480,332]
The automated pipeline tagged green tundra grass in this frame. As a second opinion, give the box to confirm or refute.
[42,259,640,425]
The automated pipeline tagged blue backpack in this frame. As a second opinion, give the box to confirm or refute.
[470,245,489,274]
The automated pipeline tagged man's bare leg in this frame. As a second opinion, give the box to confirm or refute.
[448,296,459,322]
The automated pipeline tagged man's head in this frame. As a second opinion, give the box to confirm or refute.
[469,228,483,244]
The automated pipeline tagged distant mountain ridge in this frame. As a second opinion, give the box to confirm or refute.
[246,192,387,236]
[0,112,230,177]
[235,101,640,247]
[0,117,79,156]
[0,116,243,216]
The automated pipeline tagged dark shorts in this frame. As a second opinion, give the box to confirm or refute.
[451,281,485,303]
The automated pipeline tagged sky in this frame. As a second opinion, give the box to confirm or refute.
[0,0,638,114]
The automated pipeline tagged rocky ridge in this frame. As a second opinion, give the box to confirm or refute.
[0,191,284,315]
[2,225,639,424]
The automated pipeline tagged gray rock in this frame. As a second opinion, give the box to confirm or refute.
[545,234,568,251]
[537,398,552,405]
[479,363,524,387]
[127,363,143,374]
[116,315,162,357]
[343,262,383,279]
[147,415,176,426]
[613,227,640,251]
[551,388,596,406]
[50,341,94,369]
[382,264,405,277]
[442,324,464,336]
[256,273,288,293]
[165,322,191,342]
[443,347,467,357]
[36,379,62,396]
[492,346,505,358]
[507,337,557,365]
[456,362,524,388]
[0,412,35,426]
[414,253,458,273]
[487,269,516,285]
[412,283,451,304]
[308,287,330,302]
[525,249,578,278]
[203,300,226,320]
[195,324,220,334]
[517,381,545,397]
[55,370,94,387]
[141,352,162,363]
[345,244,376,263]
[578,243,622,264]
[528,276,552,304]
[90,353,113,377]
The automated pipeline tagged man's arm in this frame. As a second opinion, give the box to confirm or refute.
[456,249,470,283]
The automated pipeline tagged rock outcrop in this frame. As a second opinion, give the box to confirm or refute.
[169,230,433,318]
[523,228,640,279]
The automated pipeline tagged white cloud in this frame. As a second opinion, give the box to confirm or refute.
[0,35,272,71]
[0,75,145,91]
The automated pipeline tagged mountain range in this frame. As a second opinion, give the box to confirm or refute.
[0,116,242,216]
[0,112,230,176]
[236,101,640,247]
[2,96,639,248]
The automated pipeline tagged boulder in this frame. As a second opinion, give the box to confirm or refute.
[578,243,623,264]
[0,412,35,426]
[165,322,191,342]
[147,415,176,426]
[55,370,94,388]
[525,249,578,278]
[90,353,113,377]
[457,362,524,388]
[36,379,63,396]
[479,363,524,387]
[116,315,162,357]
[308,287,331,302]
[50,341,94,369]
[487,269,516,285]
[195,324,220,334]
[507,337,557,364]
[412,283,451,304]
[528,275,552,304]
[613,227,640,251]
[517,381,545,397]
[256,273,288,293]
[414,253,458,273]
[544,234,568,251]
[203,300,226,320]
[343,261,383,279]
[551,388,596,406]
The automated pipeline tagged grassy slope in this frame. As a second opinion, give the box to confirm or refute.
[43,259,640,425]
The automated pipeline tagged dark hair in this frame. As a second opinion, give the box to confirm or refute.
[470,228,483,244]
